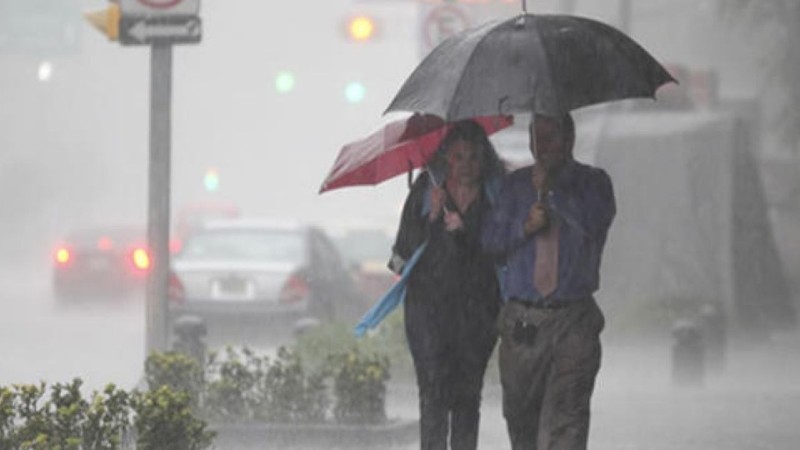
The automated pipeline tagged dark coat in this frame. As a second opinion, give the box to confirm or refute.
[393,173,501,365]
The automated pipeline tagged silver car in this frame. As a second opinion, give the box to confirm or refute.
[167,219,366,340]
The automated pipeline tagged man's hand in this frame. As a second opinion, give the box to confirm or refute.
[524,202,549,235]
[531,164,550,193]
[428,186,446,222]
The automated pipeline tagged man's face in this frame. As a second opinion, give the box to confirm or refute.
[530,115,570,173]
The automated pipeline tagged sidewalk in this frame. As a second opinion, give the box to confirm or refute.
[386,334,800,449]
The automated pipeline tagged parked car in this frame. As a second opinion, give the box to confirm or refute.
[167,219,367,340]
[51,225,149,301]
[172,200,240,253]
[330,226,398,301]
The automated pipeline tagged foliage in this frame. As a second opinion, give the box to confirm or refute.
[145,351,204,408]
[294,316,414,381]
[0,379,211,450]
[131,386,215,450]
[0,334,396,450]
[203,347,262,422]
[329,349,390,424]
[0,378,129,450]
[255,347,328,423]
[145,340,392,425]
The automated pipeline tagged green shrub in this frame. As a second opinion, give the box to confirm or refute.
[0,379,212,450]
[294,317,413,382]
[145,352,204,408]
[132,386,214,450]
[83,385,131,450]
[329,349,390,424]
[203,347,263,421]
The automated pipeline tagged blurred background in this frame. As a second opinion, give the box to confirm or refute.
[1,0,799,448]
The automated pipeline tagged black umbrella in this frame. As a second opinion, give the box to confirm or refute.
[386,13,676,120]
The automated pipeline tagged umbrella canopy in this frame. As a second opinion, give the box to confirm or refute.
[319,114,513,193]
[386,13,676,121]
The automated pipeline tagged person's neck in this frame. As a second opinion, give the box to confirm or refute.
[446,177,480,212]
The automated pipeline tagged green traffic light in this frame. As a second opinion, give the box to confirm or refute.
[345,81,366,104]
[275,71,296,94]
[204,169,220,192]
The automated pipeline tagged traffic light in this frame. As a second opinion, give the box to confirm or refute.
[345,81,367,104]
[345,15,378,42]
[203,168,220,192]
[84,2,121,41]
[275,71,296,94]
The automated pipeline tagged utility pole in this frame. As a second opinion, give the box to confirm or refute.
[146,42,173,354]
[85,0,202,355]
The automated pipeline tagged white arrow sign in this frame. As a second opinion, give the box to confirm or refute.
[120,16,202,45]
[130,18,199,40]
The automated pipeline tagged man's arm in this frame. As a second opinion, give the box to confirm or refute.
[481,173,530,258]
[549,167,616,242]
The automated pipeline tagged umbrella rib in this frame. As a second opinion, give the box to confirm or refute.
[447,20,504,120]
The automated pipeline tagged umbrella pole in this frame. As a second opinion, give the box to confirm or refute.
[521,0,527,14]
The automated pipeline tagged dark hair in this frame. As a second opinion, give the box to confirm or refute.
[428,119,506,183]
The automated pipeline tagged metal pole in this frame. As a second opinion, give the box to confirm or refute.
[145,43,173,355]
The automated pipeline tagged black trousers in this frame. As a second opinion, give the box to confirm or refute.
[497,299,604,450]
[405,294,498,450]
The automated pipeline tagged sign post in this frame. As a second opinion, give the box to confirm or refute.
[90,0,202,355]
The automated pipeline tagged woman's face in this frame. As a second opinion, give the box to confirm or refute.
[446,139,484,185]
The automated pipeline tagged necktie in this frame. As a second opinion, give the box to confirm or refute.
[533,217,559,298]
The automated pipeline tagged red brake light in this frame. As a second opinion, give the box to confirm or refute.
[131,247,151,271]
[169,238,182,254]
[168,271,185,304]
[97,236,113,251]
[55,247,71,265]
[279,273,310,304]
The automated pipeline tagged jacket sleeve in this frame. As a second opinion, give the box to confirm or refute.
[388,174,432,274]
[481,173,529,259]
[549,167,616,245]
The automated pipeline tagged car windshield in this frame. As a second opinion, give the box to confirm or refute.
[179,228,304,264]
[66,226,143,247]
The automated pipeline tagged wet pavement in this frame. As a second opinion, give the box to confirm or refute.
[386,336,800,450]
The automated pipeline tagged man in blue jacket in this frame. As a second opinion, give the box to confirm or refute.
[482,113,616,450]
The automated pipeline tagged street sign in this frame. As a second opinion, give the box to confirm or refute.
[418,3,471,57]
[120,0,200,17]
[120,15,201,45]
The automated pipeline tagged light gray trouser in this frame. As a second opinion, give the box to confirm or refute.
[498,298,605,450]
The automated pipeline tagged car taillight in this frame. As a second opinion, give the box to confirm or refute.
[168,271,185,304]
[131,247,151,271]
[279,272,311,304]
[97,236,113,251]
[169,238,182,254]
[55,247,71,265]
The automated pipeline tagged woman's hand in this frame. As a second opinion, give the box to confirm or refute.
[444,210,464,231]
[428,185,446,222]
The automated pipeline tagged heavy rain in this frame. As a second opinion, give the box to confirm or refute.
[0,0,798,449]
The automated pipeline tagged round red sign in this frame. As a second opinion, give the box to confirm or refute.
[138,0,182,9]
